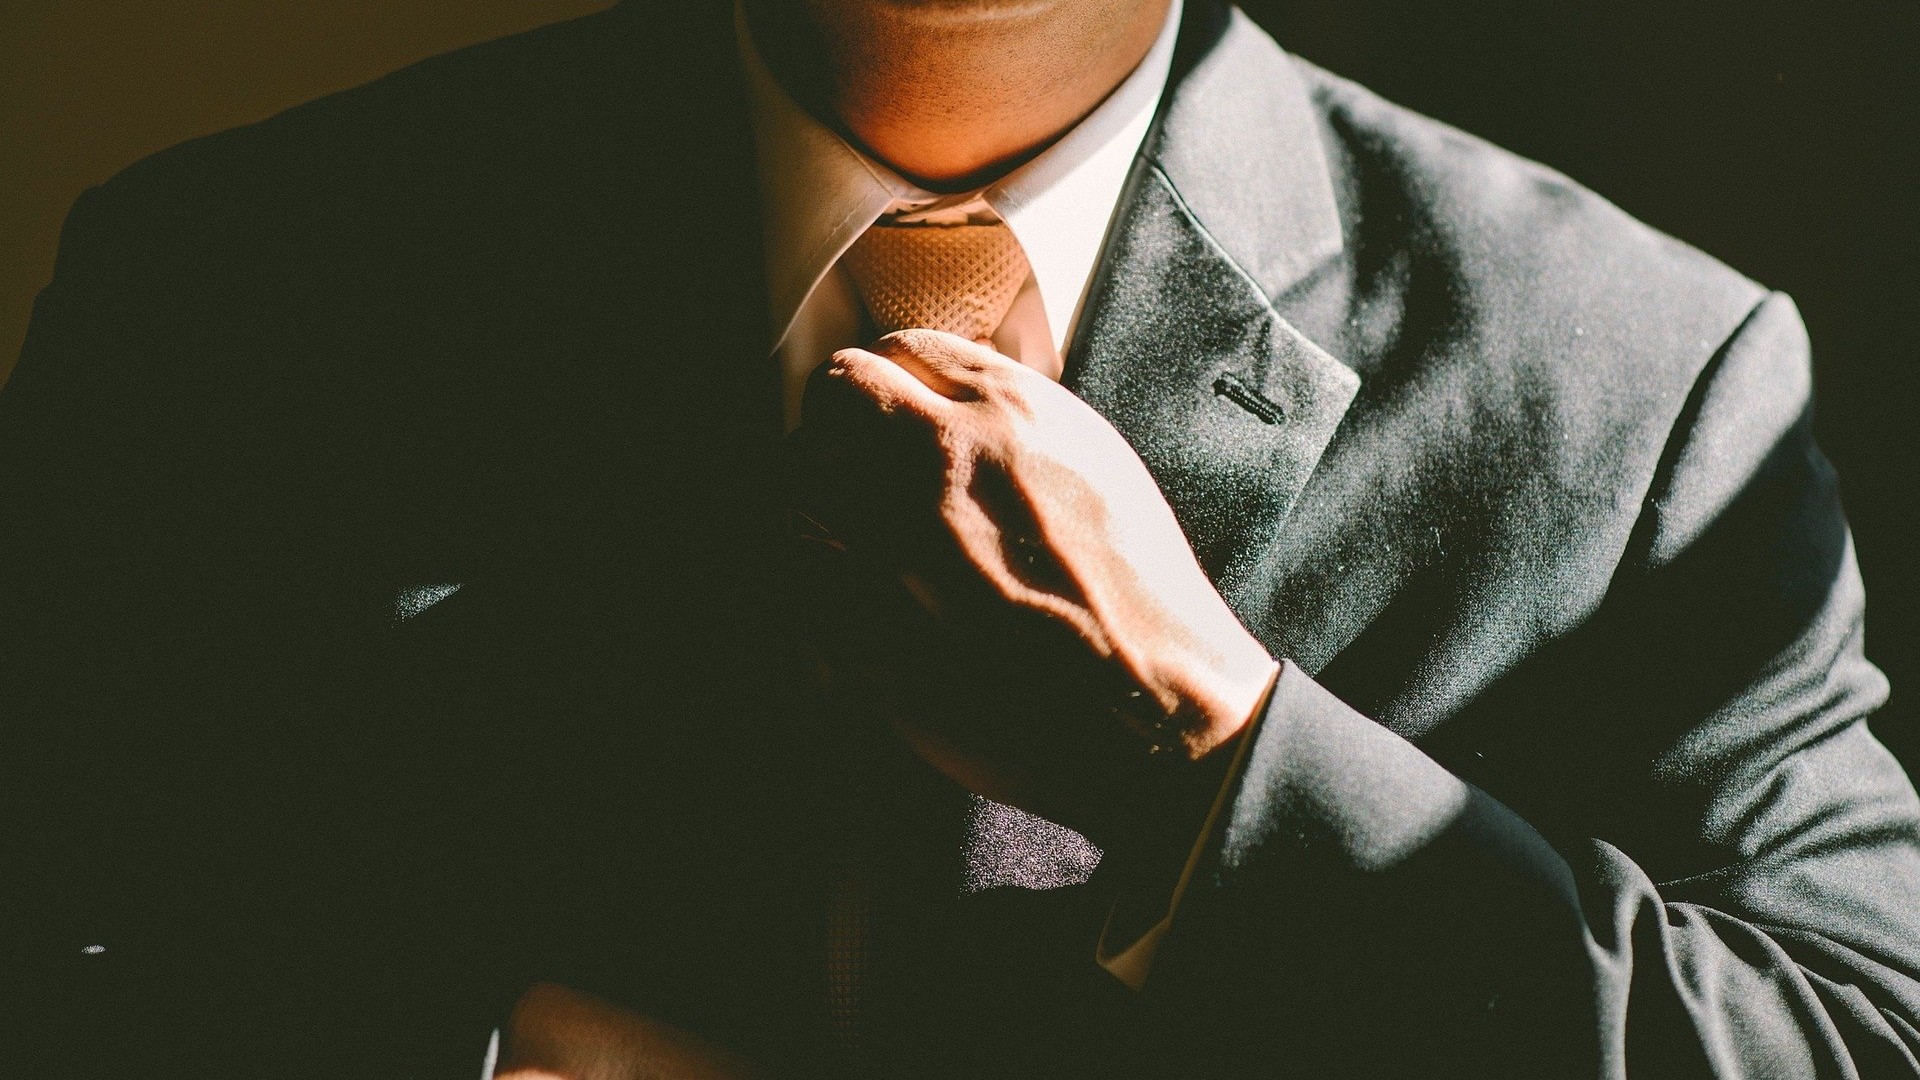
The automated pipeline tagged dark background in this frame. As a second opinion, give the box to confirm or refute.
[4,0,1917,764]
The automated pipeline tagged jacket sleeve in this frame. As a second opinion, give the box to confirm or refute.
[1,178,414,1076]
[1,180,217,1075]
[1154,293,1920,1078]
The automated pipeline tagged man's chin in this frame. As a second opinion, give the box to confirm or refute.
[821,0,1063,24]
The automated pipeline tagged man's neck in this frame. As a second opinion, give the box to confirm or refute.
[742,0,1172,192]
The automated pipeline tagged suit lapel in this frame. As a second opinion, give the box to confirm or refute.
[1064,3,1356,606]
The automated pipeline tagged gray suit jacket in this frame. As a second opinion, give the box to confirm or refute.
[7,2,1918,1077]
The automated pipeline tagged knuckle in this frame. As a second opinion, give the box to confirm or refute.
[933,426,973,468]
[874,327,942,357]
[824,350,868,381]
[974,368,1035,414]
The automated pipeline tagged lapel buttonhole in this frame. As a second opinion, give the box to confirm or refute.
[1213,370,1286,425]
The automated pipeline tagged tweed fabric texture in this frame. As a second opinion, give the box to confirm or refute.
[842,222,1031,341]
[960,795,1102,894]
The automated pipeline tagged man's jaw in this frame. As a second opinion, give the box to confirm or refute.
[821,0,1063,27]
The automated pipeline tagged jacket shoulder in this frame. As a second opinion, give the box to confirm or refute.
[1270,59,1814,688]
[55,4,680,265]
[1297,58,1771,389]
[12,6,704,482]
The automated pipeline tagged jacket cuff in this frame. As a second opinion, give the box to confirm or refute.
[1148,660,1593,1065]
[1216,658,1480,882]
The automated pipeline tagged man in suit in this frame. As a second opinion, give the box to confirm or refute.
[7,0,1919,1077]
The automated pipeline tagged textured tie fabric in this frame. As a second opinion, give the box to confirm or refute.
[841,221,1032,342]
[823,853,873,1048]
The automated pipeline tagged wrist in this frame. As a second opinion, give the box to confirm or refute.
[1092,645,1273,846]
[1173,635,1279,763]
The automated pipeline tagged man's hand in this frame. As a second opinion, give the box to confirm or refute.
[789,329,1278,842]
[494,983,762,1080]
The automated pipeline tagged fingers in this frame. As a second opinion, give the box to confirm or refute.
[826,329,1041,421]
[867,328,987,398]
[826,345,952,421]
[870,328,1037,398]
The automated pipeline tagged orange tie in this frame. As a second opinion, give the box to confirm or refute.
[841,220,1031,341]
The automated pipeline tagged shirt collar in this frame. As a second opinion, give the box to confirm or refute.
[737,0,1184,354]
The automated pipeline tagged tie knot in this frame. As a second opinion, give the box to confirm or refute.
[841,221,1031,343]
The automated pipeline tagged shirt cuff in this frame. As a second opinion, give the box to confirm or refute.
[479,1027,501,1080]
[1094,663,1278,990]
